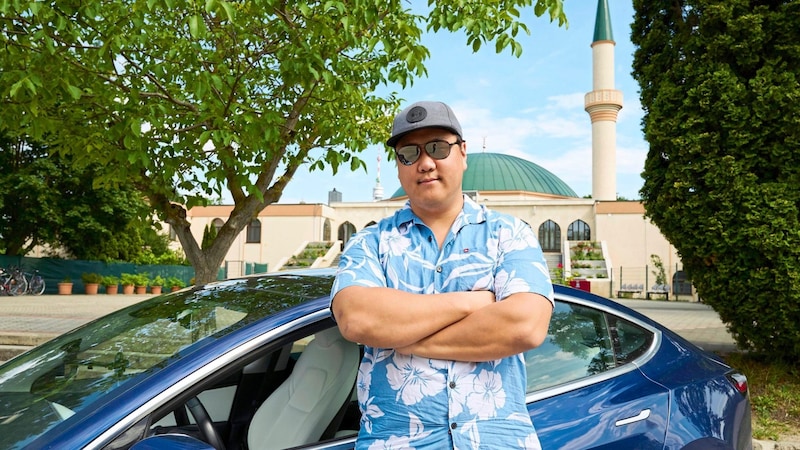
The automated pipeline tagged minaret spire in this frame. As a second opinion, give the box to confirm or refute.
[372,153,384,201]
[585,0,622,201]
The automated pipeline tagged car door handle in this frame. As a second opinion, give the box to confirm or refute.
[615,409,651,426]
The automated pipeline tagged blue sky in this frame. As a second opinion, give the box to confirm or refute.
[278,1,645,204]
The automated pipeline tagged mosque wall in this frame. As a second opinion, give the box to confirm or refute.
[165,198,682,295]
[594,201,681,286]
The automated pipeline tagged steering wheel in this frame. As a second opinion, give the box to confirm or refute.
[185,397,226,450]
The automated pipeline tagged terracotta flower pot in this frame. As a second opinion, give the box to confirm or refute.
[105,285,118,295]
[122,285,135,295]
[84,283,99,295]
[134,285,147,294]
[150,286,162,295]
[57,282,73,295]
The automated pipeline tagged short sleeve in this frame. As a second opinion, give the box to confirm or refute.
[493,218,554,306]
[330,227,387,306]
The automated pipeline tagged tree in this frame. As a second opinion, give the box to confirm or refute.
[0,0,566,284]
[631,0,800,362]
[0,134,159,261]
[0,136,60,255]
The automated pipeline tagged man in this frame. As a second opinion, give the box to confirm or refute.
[331,100,554,449]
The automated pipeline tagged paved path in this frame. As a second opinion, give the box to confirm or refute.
[616,298,737,353]
[0,294,154,352]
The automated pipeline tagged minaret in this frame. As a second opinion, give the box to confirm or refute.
[372,154,384,201]
[584,0,623,201]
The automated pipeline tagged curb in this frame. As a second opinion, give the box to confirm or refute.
[753,439,800,450]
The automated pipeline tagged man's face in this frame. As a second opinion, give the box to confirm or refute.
[395,127,467,215]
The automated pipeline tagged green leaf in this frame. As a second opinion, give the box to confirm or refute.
[66,85,82,100]
[220,1,235,21]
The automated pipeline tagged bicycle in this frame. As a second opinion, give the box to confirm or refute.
[25,269,45,295]
[0,266,28,296]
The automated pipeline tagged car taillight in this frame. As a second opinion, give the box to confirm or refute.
[726,370,749,396]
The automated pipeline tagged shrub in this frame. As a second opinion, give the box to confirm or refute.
[81,272,104,284]
[120,273,138,286]
[166,277,187,289]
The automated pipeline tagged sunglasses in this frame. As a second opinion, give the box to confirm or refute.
[395,139,462,166]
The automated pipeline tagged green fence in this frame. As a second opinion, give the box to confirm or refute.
[0,255,195,295]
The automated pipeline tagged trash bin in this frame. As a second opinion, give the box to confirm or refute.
[569,279,591,292]
[672,271,692,296]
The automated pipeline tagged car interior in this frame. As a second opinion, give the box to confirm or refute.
[104,321,361,450]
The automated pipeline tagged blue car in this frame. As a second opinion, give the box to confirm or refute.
[0,269,752,449]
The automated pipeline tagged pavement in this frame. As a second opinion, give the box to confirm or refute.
[0,293,794,449]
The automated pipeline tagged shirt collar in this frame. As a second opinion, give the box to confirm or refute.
[395,194,487,231]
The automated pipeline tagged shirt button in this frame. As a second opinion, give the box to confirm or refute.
[449,381,456,389]
[436,266,442,273]
[451,423,457,430]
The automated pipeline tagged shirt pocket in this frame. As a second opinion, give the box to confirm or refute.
[441,244,496,292]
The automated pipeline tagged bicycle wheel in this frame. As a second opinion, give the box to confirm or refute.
[8,273,27,296]
[28,276,45,296]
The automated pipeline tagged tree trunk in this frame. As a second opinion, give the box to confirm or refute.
[165,202,252,286]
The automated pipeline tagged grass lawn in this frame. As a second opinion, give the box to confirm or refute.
[723,352,800,442]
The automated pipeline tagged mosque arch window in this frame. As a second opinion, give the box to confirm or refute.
[538,220,561,253]
[567,220,591,241]
[323,219,331,241]
[338,222,357,250]
[246,219,262,243]
[365,221,377,228]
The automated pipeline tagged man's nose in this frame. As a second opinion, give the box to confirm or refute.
[416,148,436,171]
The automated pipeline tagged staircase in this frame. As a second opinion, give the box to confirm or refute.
[544,253,563,279]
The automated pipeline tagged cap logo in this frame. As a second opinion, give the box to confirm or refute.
[406,106,427,124]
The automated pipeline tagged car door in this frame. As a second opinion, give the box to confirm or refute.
[525,299,670,449]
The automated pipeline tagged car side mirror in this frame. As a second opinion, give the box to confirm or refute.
[131,434,216,450]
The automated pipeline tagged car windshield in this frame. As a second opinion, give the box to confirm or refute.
[0,273,333,449]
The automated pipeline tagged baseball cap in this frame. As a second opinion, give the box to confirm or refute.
[386,101,463,148]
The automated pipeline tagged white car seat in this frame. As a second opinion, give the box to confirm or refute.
[247,327,359,449]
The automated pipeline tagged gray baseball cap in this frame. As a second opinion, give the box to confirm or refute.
[386,101,463,147]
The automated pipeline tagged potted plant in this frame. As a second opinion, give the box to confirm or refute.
[150,275,165,295]
[81,273,103,295]
[57,277,73,295]
[133,273,150,294]
[166,276,187,292]
[102,275,119,295]
[120,273,137,295]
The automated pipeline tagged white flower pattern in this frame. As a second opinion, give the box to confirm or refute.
[332,196,553,449]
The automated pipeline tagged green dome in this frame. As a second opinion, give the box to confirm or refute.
[390,152,578,198]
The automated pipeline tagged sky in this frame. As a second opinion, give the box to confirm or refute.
[277,1,645,204]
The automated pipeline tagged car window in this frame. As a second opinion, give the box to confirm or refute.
[525,301,615,393]
[525,300,655,394]
[608,315,653,364]
[135,324,361,450]
[148,335,313,434]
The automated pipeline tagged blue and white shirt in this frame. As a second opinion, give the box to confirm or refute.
[331,196,554,450]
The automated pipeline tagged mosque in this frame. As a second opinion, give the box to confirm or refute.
[179,0,685,298]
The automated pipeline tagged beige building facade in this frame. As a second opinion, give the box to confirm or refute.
[175,188,684,299]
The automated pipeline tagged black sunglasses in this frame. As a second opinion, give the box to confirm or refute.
[395,139,462,166]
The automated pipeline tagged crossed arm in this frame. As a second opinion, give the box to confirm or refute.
[332,285,553,362]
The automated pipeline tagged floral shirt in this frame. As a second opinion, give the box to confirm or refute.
[331,196,554,450]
